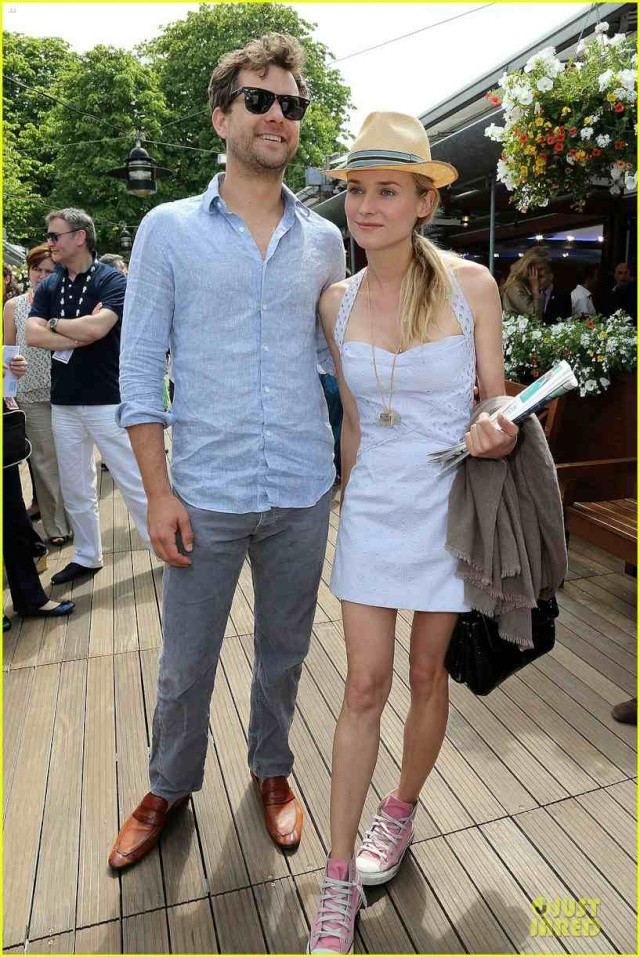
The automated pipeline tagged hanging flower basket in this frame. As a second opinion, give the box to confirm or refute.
[485,23,637,211]
[502,310,637,396]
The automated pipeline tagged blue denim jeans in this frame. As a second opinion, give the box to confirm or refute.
[149,489,332,799]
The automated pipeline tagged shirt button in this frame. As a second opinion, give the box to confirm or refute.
[262,303,267,310]
[265,387,271,394]
[263,345,269,352]
[265,430,272,437]
[239,226,245,233]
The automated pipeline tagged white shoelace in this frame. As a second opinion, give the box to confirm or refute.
[359,811,410,862]
[315,876,366,934]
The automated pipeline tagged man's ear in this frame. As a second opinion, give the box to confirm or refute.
[212,107,228,141]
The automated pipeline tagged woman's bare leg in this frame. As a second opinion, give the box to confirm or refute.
[329,601,396,861]
[396,611,457,803]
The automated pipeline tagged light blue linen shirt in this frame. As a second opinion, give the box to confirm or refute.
[117,174,345,513]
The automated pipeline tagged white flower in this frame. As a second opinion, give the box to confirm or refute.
[614,88,628,101]
[531,330,542,340]
[596,133,611,148]
[600,377,610,388]
[584,378,598,392]
[580,334,591,347]
[595,21,609,34]
[517,317,529,333]
[598,69,614,91]
[511,84,534,106]
[485,123,505,142]
[624,171,637,192]
[496,158,516,190]
[618,69,637,92]
[610,184,623,195]
[610,34,626,47]
[537,77,554,92]
[576,39,587,55]
[566,154,576,165]
[610,163,624,180]
[580,126,594,140]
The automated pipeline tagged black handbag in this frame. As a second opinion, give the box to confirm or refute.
[3,405,32,469]
[445,597,559,696]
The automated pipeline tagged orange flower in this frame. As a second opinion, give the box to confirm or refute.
[614,102,625,113]
[586,320,595,329]
[614,139,626,149]
[554,142,564,153]
[591,147,602,157]
[569,126,578,136]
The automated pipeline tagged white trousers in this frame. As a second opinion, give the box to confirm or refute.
[51,404,150,567]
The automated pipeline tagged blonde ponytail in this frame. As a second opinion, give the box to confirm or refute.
[398,175,454,346]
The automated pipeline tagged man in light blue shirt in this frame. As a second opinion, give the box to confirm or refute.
[109,33,345,870]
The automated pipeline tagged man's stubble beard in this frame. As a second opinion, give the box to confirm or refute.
[228,131,298,177]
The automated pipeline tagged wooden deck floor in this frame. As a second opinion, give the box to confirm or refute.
[3,468,637,954]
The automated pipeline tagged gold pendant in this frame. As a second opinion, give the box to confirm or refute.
[379,409,401,426]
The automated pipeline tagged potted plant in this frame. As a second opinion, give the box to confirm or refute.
[485,23,637,211]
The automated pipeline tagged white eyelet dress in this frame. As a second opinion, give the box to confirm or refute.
[330,268,475,611]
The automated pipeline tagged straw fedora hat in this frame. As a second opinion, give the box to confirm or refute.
[324,111,458,188]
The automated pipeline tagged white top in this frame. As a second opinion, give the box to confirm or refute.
[12,292,52,403]
[571,284,596,317]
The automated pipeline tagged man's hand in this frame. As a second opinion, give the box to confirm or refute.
[147,493,194,566]
[465,412,518,459]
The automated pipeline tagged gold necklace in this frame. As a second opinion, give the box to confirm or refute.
[366,271,402,427]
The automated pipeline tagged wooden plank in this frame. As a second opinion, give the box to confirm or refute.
[8,613,47,671]
[572,574,635,617]
[575,788,636,860]
[515,665,636,779]
[211,887,266,954]
[76,655,119,929]
[3,663,60,948]
[411,837,515,953]
[132,550,162,651]
[445,826,566,953]
[75,921,121,954]
[545,798,636,903]
[604,779,637,818]
[30,660,86,940]
[114,652,165,917]
[563,579,635,638]
[481,817,609,954]
[557,625,636,695]
[531,655,636,748]
[596,571,637,604]
[569,536,625,573]
[138,648,209,906]
[547,643,630,705]
[557,589,635,653]
[209,668,288,884]
[24,933,74,954]
[557,609,636,671]
[445,705,538,815]
[3,668,34,816]
[88,552,114,658]
[388,851,465,952]
[253,876,309,954]
[167,900,218,954]
[515,807,635,953]
[499,675,626,787]
[122,911,170,955]
[112,550,138,654]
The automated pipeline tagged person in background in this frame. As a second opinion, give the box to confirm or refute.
[500,247,550,319]
[571,263,599,317]
[538,261,572,324]
[607,261,637,322]
[3,355,75,625]
[99,253,128,275]
[4,244,72,545]
[4,263,20,303]
[26,207,150,586]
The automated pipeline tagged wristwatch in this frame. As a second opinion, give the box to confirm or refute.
[49,317,60,332]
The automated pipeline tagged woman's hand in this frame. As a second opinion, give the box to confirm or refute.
[465,412,518,459]
[527,264,540,296]
[4,354,27,379]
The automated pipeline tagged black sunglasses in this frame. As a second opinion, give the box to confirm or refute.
[46,228,81,243]
[229,86,310,122]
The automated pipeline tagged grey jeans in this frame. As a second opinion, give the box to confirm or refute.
[149,489,332,799]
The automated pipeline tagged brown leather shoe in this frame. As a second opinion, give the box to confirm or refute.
[251,773,303,849]
[612,697,637,725]
[108,792,190,869]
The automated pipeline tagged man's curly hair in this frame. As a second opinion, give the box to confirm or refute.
[208,33,308,114]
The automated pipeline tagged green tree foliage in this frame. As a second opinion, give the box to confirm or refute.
[3,33,77,243]
[142,2,352,195]
[39,45,169,251]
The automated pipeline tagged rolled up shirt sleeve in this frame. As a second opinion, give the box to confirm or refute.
[316,229,346,376]
[117,208,175,429]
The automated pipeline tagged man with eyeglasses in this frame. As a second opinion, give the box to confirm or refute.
[111,33,345,869]
[25,207,150,584]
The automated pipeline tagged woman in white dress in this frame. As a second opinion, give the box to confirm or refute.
[308,113,518,955]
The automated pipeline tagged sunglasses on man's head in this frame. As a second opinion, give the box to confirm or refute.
[46,228,81,243]
[229,86,310,122]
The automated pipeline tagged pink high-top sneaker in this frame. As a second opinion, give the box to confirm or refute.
[307,857,366,954]
[355,792,417,885]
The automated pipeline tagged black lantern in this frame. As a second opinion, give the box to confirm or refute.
[119,226,133,252]
[107,139,172,197]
